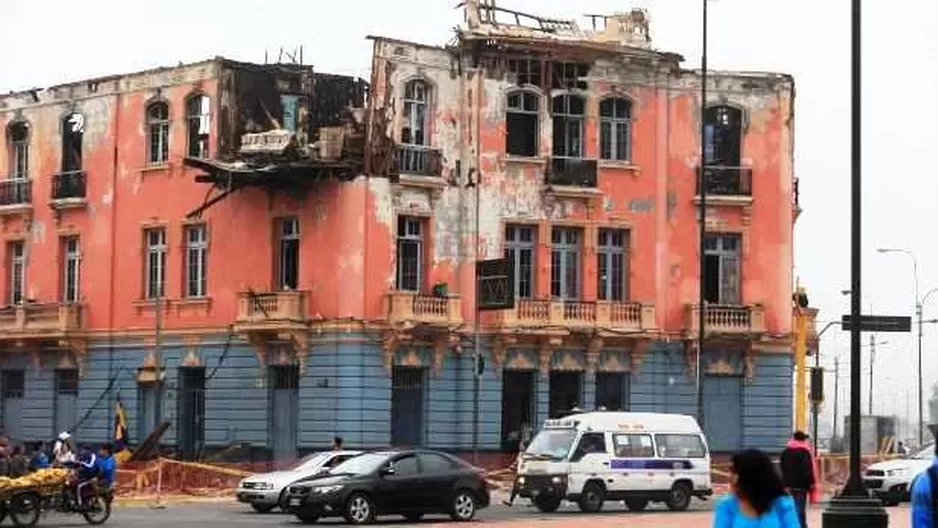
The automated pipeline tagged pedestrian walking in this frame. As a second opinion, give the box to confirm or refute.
[332,436,343,451]
[779,431,819,528]
[910,426,938,528]
[502,440,527,507]
[713,449,801,528]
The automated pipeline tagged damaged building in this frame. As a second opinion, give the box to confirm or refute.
[0,1,800,459]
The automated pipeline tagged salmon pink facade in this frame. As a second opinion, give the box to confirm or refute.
[0,6,797,460]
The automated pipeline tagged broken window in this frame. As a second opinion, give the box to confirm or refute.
[599,98,632,162]
[147,102,170,165]
[401,80,429,146]
[704,105,742,167]
[186,95,211,158]
[144,228,167,300]
[703,234,741,305]
[8,241,25,305]
[507,58,542,86]
[396,216,424,292]
[61,236,81,304]
[597,229,629,302]
[506,91,539,157]
[550,62,589,91]
[277,217,300,291]
[550,228,581,300]
[552,94,585,158]
[7,121,29,180]
[61,112,84,173]
[504,225,535,299]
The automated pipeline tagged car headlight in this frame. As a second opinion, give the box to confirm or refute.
[886,468,909,477]
[517,476,525,485]
[551,476,565,484]
[313,485,343,494]
[259,482,275,490]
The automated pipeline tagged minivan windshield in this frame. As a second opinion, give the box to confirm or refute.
[328,453,390,475]
[525,428,577,461]
[911,444,936,460]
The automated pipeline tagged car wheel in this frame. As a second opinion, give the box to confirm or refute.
[625,498,648,512]
[296,512,320,524]
[344,492,376,525]
[278,489,290,511]
[251,503,276,513]
[403,512,424,522]
[449,489,477,522]
[578,482,605,513]
[533,494,562,513]
[666,482,692,512]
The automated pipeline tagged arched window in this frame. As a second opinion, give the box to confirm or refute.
[506,90,539,157]
[61,112,84,173]
[703,105,742,167]
[552,94,585,158]
[599,98,632,162]
[186,94,211,158]
[401,80,429,146]
[7,121,29,180]
[147,102,170,165]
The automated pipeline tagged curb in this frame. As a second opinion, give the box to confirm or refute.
[115,496,233,508]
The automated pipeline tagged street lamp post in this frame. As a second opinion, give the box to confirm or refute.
[695,0,710,430]
[877,247,929,445]
[821,0,889,524]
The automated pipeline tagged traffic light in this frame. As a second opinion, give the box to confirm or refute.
[474,353,485,378]
[810,366,824,404]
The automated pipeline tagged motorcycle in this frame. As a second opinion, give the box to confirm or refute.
[5,473,112,527]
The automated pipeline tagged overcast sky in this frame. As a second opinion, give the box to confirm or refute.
[3,0,938,437]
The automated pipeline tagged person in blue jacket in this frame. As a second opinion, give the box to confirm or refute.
[97,443,116,490]
[910,434,938,528]
[713,449,801,528]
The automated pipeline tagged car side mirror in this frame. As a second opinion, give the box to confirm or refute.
[379,466,395,476]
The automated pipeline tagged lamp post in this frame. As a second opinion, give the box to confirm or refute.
[695,0,710,430]
[821,0,889,523]
[877,247,928,445]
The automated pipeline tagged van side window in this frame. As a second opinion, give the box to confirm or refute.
[571,433,606,460]
[612,433,654,458]
[655,434,707,458]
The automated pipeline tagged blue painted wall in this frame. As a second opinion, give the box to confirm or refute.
[0,335,793,455]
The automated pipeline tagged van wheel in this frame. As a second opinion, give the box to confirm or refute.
[666,482,692,512]
[533,494,562,513]
[578,483,605,513]
[625,498,648,512]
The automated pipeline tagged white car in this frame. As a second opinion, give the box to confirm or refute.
[236,450,362,512]
[863,444,935,506]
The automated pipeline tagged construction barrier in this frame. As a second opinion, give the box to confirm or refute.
[107,452,900,503]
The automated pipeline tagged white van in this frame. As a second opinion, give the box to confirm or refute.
[516,411,712,513]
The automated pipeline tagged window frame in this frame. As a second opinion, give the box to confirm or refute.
[612,432,656,458]
[505,90,540,157]
[550,227,581,300]
[146,101,171,165]
[61,112,84,173]
[8,240,25,306]
[703,105,743,167]
[599,97,632,162]
[597,229,629,302]
[654,434,708,459]
[277,217,300,291]
[144,227,168,300]
[7,121,30,181]
[184,224,208,298]
[61,236,81,304]
[504,225,535,299]
[703,233,742,305]
[186,94,211,159]
[551,93,586,159]
[401,80,430,147]
[396,216,425,292]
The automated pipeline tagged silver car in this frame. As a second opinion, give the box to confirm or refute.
[237,450,362,512]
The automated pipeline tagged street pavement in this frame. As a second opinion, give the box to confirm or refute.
[34,500,913,527]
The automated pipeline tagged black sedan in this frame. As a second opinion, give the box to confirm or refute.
[284,449,490,525]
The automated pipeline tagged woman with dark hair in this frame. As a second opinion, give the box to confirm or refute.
[713,449,801,528]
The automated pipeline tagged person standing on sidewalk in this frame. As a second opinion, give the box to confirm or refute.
[714,449,801,528]
[779,431,819,528]
[910,428,938,528]
[502,440,527,507]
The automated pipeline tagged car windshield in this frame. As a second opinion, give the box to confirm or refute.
[292,453,329,472]
[525,428,577,461]
[910,444,936,460]
[328,453,390,475]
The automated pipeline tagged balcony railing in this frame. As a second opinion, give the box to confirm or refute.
[386,291,462,325]
[0,303,83,337]
[52,170,87,200]
[394,145,442,177]
[695,165,753,196]
[502,298,655,332]
[235,291,307,325]
[0,179,31,206]
[546,157,598,187]
[684,304,766,335]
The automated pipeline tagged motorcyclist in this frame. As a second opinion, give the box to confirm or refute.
[97,443,116,494]
[70,445,99,510]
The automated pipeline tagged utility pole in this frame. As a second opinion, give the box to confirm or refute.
[868,334,874,415]
[695,0,709,430]
[832,356,840,441]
